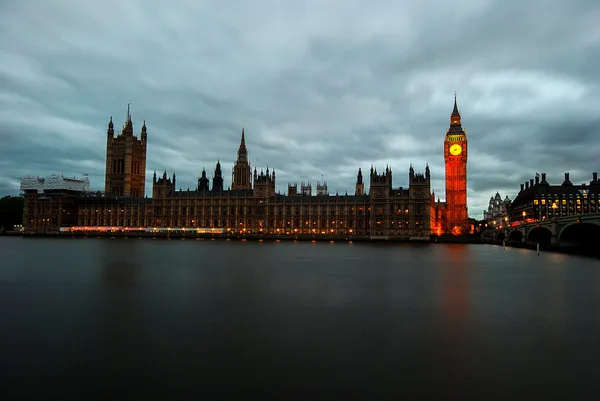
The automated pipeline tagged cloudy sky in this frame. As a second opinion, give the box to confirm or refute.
[1,0,599,217]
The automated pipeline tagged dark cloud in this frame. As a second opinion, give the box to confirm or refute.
[1,0,599,217]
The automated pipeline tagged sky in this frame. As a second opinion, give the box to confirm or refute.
[1,0,599,218]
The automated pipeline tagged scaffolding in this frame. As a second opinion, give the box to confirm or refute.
[20,174,91,193]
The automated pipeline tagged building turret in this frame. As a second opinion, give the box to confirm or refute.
[198,168,210,191]
[316,179,328,196]
[408,165,430,186]
[141,120,147,141]
[591,172,600,188]
[152,170,176,198]
[253,166,276,198]
[300,181,312,196]
[355,167,365,196]
[107,116,114,138]
[369,165,392,198]
[232,128,252,190]
[213,160,224,192]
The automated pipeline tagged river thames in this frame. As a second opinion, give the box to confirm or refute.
[1,237,599,400]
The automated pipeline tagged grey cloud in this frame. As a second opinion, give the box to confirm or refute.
[1,0,599,217]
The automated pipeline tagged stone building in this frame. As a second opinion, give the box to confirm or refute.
[441,95,469,235]
[483,192,512,229]
[20,175,92,233]
[71,129,435,239]
[508,172,600,224]
[23,97,475,239]
[104,104,147,198]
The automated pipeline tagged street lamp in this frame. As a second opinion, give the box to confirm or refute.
[551,202,558,218]
[522,210,526,224]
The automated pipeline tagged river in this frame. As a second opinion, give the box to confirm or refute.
[1,237,599,400]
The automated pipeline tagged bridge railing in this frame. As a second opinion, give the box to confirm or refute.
[507,212,600,229]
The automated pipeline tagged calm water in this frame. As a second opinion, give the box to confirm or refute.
[1,237,600,400]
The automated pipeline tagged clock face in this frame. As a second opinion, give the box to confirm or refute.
[449,144,462,156]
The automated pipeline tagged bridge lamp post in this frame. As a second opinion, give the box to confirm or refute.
[551,203,558,218]
[522,210,526,224]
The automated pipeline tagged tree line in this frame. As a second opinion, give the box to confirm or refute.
[0,196,24,233]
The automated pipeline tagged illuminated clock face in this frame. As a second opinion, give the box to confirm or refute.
[449,144,462,156]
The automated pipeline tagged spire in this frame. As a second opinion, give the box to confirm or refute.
[451,93,461,124]
[127,102,131,121]
[236,127,248,162]
[447,93,464,134]
[107,116,114,137]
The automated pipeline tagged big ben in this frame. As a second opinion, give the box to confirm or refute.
[444,94,468,235]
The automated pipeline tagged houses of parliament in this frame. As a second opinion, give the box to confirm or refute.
[22,98,470,238]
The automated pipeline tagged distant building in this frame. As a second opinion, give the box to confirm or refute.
[20,174,92,233]
[483,192,512,229]
[20,174,91,193]
[509,172,600,224]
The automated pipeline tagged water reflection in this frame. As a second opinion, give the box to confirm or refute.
[439,245,470,326]
[98,240,139,289]
[544,257,567,339]
[434,245,471,393]
[94,239,141,378]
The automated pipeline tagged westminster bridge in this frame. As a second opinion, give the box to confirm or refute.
[494,212,600,250]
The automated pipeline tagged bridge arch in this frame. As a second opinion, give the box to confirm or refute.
[526,226,553,245]
[558,222,600,249]
[497,232,505,242]
[507,229,523,243]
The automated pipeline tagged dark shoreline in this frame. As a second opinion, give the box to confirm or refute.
[4,231,598,258]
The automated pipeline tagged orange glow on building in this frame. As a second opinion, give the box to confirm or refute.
[443,94,469,235]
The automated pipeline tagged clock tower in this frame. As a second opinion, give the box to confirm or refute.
[444,94,468,235]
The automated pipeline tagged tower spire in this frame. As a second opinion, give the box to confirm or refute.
[449,93,462,128]
[236,127,248,163]
[452,93,460,117]
[127,102,131,121]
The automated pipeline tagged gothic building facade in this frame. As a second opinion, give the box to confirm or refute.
[484,192,512,228]
[104,104,147,198]
[71,129,436,239]
[22,98,470,238]
[442,95,469,234]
